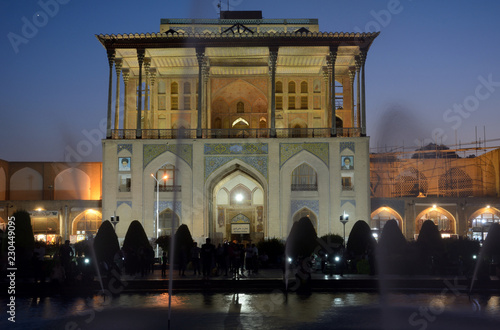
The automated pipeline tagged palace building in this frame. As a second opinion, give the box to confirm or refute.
[2,12,498,245]
[96,11,378,244]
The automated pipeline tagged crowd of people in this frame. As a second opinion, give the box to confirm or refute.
[173,238,260,280]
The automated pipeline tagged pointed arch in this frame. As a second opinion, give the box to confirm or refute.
[72,209,102,237]
[54,168,91,200]
[415,206,456,235]
[292,207,317,231]
[10,167,43,200]
[158,208,180,236]
[370,207,404,233]
[291,163,317,191]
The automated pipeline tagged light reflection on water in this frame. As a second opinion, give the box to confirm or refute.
[3,292,500,329]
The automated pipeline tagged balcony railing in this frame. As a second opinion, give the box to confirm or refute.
[111,128,361,139]
[291,184,318,191]
[154,185,182,192]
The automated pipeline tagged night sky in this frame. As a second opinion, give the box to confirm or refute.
[1,0,499,161]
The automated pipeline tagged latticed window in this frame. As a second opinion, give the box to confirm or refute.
[171,82,178,110]
[342,177,353,191]
[288,96,295,109]
[276,81,283,93]
[237,101,244,113]
[171,82,178,94]
[183,96,190,110]
[301,96,308,109]
[291,163,317,191]
[335,81,343,109]
[301,81,308,93]
[155,164,181,192]
[438,167,472,197]
[183,82,191,94]
[288,81,296,93]
[276,96,283,110]
[394,167,428,197]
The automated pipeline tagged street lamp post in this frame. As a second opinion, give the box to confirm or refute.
[340,211,349,247]
[151,173,168,258]
[110,215,119,231]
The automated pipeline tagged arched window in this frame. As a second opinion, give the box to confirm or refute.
[439,168,473,197]
[154,164,181,192]
[416,208,455,235]
[171,82,178,94]
[288,81,296,94]
[72,209,102,238]
[370,208,402,234]
[291,163,317,191]
[237,101,244,113]
[183,82,191,110]
[171,82,178,110]
[301,81,308,93]
[276,81,283,93]
[159,208,180,236]
[183,82,191,94]
[335,81,343,109]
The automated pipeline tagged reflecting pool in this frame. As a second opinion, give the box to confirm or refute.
[2,292,500,329]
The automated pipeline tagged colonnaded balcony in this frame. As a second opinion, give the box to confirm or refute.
[110,127,361,139]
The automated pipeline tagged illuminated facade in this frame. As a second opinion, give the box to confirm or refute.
[97,11,378,243]
[0,160,102,243]
[370,147,500,240]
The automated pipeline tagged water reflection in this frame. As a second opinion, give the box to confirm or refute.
[2,292,500,329]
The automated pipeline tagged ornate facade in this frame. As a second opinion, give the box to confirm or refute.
[98,11,377,243]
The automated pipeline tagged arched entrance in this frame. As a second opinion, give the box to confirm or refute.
[415,206,456,238]
[72,209,102,241]
[468,206,500,241]
[209,165,266,245]
[370,207,404,240]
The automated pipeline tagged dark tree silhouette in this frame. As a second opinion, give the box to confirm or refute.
[174,224,193,264]
[347,220,377,275]
[285,217,317,260]
[377,219,407,274]
[123,220,150,252]
[416,220,444,274]
[94,220,120,267]
[122,220,152,274]
[347,220,376,257]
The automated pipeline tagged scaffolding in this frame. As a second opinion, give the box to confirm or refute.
[370,141,499,199]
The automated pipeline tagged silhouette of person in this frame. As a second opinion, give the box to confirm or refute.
[201,238,215,279]
[59,240,74,280]
[161,251,167,277]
